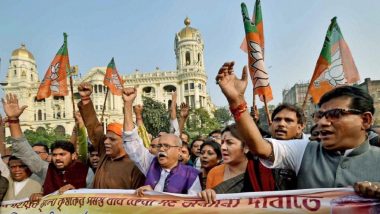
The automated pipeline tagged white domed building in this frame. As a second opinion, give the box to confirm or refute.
[1,18,215,136]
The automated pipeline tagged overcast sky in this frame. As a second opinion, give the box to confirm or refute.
[1,0,379,108]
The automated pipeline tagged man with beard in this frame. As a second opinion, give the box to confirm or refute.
[2,94,88,201]
[122,87,201,195]
[77,82,145,189]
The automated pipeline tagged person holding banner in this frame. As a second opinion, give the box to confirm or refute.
[77,82,145,190]
[215,61,380,189]
[122,87,202,196]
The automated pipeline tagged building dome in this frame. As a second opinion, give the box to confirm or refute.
[11,44,35,60]
[178,17,199,40]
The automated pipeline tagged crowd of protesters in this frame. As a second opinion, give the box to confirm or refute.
[1,62,380,203]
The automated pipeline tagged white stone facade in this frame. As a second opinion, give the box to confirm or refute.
[2,18,215,136]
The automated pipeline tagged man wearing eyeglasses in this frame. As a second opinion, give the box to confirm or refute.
[216,61,380,189]
[32,142,50,162]
[122,87,201,196]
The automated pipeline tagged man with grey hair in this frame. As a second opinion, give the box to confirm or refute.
[122,87,201,195]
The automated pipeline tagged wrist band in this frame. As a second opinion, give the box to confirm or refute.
[7,118,20,124]
[136,117,143,120]
[229,101,248,121]
[81,96,91,101]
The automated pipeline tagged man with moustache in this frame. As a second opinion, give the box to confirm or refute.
[122,87,201,196]
[268,103,306,190]
[3,156,42,201]
[216,62,380,189]
[269,104,306,140]
[2,94,88,201]
[77,82,145,189]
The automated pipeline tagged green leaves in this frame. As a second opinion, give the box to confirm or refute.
[142,96,170,137]
[6,124,69,147]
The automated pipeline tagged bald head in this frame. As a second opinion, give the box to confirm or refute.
[159,133,182,147]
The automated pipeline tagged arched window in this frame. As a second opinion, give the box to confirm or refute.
[55,125,65,136]
[163,85,176,93]
[99,85,103,93]
[31,74,34,81]
[198,53,202,65]
[36,127,46,133]
[14,70,17,76]
[38,110,42,121]
[185,52,191,65]
[21,71,26,77]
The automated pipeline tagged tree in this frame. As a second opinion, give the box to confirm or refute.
[186,108,220,138]
[6,124,70,147]
[142,96,170,137]
[214,106,232,126]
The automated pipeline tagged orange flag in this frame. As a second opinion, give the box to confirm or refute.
[307,17,359,104]
[37,33,69,100]
[241,1,273,102]
[104,58,124,95]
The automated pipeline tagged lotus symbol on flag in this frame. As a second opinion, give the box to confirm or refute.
[49,62,61,93]
[111,73,123,89]
[314,49,346,88]
[249,41,270,88]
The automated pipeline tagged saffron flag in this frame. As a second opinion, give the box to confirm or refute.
[36,33,70,100]
[307,17,359,103]
[240,0,264,55]
[104,57,124,95]
[241,2,273,102]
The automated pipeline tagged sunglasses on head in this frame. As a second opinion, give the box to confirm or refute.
[312,108,362,120]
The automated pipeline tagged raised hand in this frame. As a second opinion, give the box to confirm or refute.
[2,94,28,119]
[171,90,177,102]
[180,102,189,118]
[122,87,137,103]
[78,82,93,99]
[133,104,143,116]
[216,62,248,107]
[74,111,84,128]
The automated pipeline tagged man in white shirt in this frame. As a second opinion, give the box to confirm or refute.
[215,61,380,189]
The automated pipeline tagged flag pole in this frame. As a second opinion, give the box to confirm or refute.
[263,95,272,126]
[301,91,309,112]
[250,89,256,119]
[100,87,109,123]
[69,70,76,118]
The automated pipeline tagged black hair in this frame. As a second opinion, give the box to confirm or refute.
[50,140,75,154]
[32,142,50,154]
[271,103,306,125]
[8,156,21,164]
[208,129,222,137]
[190,137,205,149]
[201,140,222,160]
[318,86,375,114]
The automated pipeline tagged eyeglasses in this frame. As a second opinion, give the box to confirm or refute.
[150,144,158,149]
[156,144,179,151]
[35,151,47,155]
[312,108,362,120]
